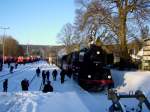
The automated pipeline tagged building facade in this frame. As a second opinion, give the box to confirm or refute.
[142,38,150,70]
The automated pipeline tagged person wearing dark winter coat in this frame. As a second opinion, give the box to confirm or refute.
[15,63,18,69]
[42,81,53,93]
[52,69,57,81]
[67,66,72,78]
[46,70,50,81]
[10,66,14,73]
[60,70,65,84]
[42,70,46,85]
[0,59,3,71]
[36,67,41,77]
[21,79,29,91]
[3,79,8,92]
[0,63,3,71]
[8,61,10,68]
[0,58,2,71]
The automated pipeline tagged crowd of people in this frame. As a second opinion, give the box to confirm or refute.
[2,65,70,93]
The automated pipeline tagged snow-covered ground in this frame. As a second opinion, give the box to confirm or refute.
[0,61,150,112]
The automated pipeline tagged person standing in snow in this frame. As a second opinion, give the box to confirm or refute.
[3,79,8,92]
[42,70,46,85]
[60,69,65,84]
[0,58,3,71]
[42,81,53,93]
[8,61,10,68]
[52,69,57,81]
[46,70,50,81]
[0,62,3,71]
[21,79,29,91]
[10,65,14,73]
[67,66,72,78]
[36,67,41,77]
[15,63,18,69]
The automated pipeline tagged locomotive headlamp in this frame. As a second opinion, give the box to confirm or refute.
[97,51,100,55]
[88,75,91,78]
[108,75,111,79]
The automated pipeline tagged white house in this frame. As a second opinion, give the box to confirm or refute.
[136,38,150,70]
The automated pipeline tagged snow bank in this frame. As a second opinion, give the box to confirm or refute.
[0,92,90,112]
[118,71,150,95]
[111,69,150,96]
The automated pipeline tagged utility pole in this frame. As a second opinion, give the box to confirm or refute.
[0,27,10,65]
[26,43,29,56]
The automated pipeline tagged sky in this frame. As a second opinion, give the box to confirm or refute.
[0,0,76,45]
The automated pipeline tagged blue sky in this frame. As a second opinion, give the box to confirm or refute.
[0,0,75,45]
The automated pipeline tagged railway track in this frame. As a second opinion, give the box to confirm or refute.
[39,82,43,91]
[0,66,32,83]
[10,63,45,91]
[29,73,37,85]
[0,62,40,83]
[0,65,31,78]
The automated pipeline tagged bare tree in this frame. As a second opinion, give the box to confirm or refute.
[0,36,23,57]
[57,23,81,53]
[75,0,150,61]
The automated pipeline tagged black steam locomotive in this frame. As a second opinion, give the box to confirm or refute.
[61,44,114,90]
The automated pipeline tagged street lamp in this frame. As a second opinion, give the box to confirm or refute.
[0,27,10,65]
